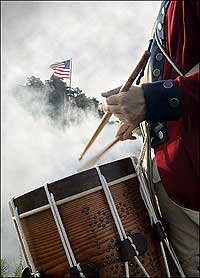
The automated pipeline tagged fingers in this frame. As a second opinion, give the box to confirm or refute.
[116,123,136,141]
[123,125,137,140]
[106,95,119,105]
[99,104,121,113]
[116,123,130,137]
[101,86,121,98]
[99,94,121,113]
[114,113,128,123]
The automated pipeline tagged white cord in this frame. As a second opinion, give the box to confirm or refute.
[164,238,186,277]
[50,192,77,266]
[160,241,171,277]
[44,184,74,268]
[131,136,186,278]
[77,263,86,278]
[10,199,36,273]
[125,261,130,278]
[96,166,150,278]
[134,256,150,277]
[130,155,173,277]
[96,166,126,241]
[131,156,158,224]
[154,28,183,77]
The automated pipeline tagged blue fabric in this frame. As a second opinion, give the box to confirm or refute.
[149,0,170,82]
[149,122,168,149]
[64,59,71,69]
[142,80,181,123]
[145,0,171,148]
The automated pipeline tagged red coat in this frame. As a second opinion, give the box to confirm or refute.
[142,0,200,211]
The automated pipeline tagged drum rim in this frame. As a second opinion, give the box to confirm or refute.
[12,156,136,215]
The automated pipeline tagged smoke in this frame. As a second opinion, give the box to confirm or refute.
[1,83,143,270]
[1,1,161,272]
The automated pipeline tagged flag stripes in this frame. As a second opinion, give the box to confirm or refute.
[49,59,71,79]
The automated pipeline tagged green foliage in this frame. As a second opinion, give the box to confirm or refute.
[13,264,23,278]
[26,76,44,89]
[1,249,24,277]
[0,259,9,277]
[13,251,23,278]
[0,258,24,278]
[133,126,142,136]
[14,75,103,128]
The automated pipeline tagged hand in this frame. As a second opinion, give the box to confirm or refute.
[116,123,137,141]
[101,85,146,129]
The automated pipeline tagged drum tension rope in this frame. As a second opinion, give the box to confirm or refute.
[96,166,150,278]
[44,184,99,278]
[9,199,41,278]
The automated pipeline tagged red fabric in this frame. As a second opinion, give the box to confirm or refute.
[155,1,200,211]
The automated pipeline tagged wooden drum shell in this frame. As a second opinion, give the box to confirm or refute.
[12,158,165,277]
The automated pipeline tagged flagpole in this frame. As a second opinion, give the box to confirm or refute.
[69,58,72,88]
[63,81,67,111]
[63,59,72,121]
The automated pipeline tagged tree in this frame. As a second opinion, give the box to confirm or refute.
[13,75,104,128]
[0,259,9,277]
[26,76,44,89]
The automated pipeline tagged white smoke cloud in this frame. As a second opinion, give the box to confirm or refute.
[1,0,161,272]
[1,87,143,270]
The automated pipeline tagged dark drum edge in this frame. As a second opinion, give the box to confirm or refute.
[12,156,136,215]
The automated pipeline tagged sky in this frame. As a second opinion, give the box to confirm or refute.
[1,0,161,272]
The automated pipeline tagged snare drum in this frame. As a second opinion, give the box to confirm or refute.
[9,157,166,277]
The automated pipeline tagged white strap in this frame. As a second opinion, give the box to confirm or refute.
[155,25,199,78]
[154,30,183,76]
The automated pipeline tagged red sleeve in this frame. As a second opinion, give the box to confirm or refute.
[175,70,200,178]
[176,70,200,131]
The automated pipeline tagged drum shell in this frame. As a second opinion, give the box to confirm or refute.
[11,158,165,277]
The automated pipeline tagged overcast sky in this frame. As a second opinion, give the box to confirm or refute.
[1,0,161,271]
[2,1,161,97]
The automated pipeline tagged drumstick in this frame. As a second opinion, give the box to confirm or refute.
[78,50,151,161]
[78,136,121,171]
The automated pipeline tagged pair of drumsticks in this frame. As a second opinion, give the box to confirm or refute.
[78,50,151,170]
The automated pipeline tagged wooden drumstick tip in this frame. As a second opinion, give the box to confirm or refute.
[78,155,83,161]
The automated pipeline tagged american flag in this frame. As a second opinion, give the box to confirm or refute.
[49,59,71,79]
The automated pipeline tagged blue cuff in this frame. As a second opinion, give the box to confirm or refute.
[141,80,181,123]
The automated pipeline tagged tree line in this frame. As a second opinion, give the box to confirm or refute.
[14,75,104,128]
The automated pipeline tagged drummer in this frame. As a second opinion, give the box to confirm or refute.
[101,1,199,277]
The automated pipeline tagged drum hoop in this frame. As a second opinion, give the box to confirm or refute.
[13,157,136,215]
[18,173,137,219]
